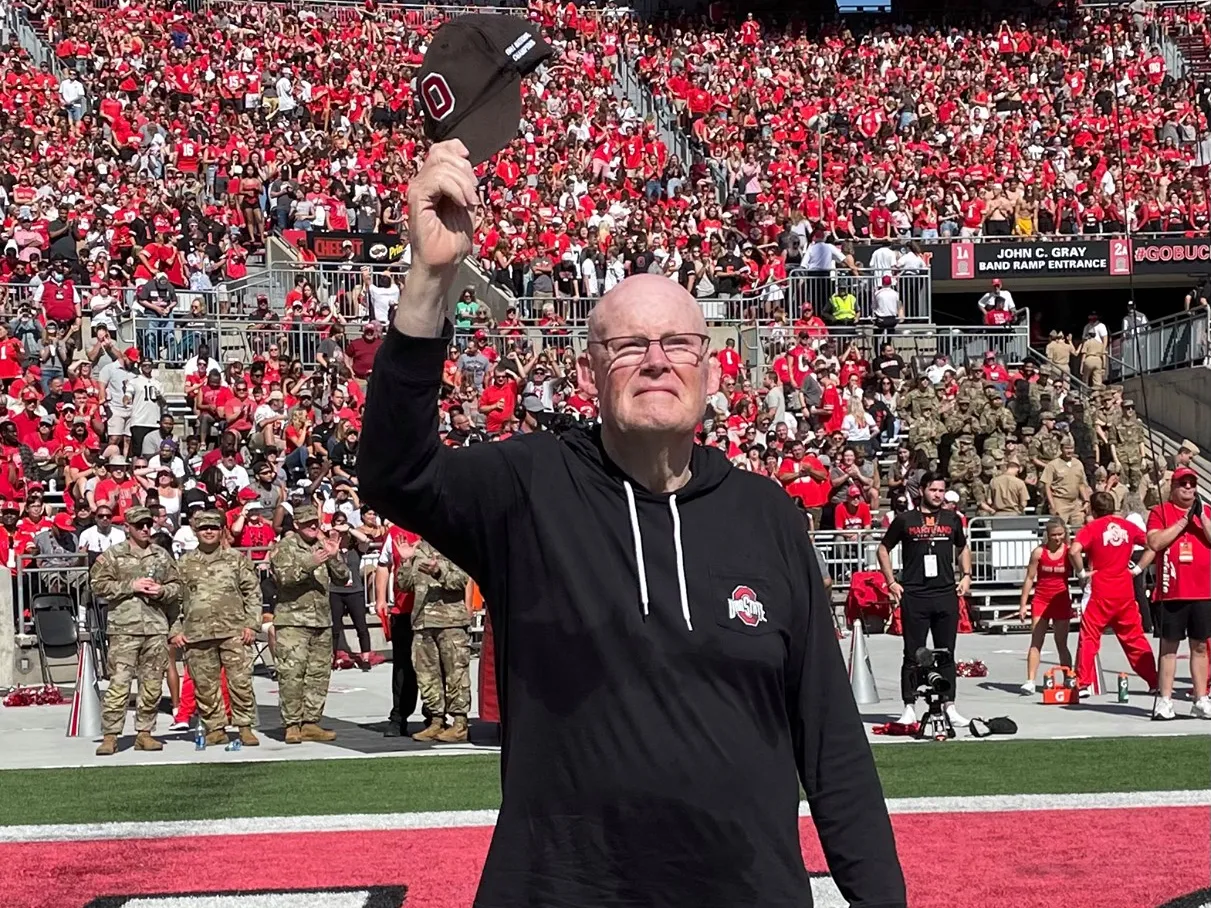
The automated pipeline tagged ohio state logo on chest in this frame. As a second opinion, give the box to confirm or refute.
[728,584,767,627]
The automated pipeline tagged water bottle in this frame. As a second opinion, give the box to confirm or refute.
[1117,673,1130,703]
[194,724,206,751]
[225,739,242,752]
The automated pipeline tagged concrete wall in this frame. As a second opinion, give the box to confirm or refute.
[1123,366,1211,446]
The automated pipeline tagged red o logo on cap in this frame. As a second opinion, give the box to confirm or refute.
[420,73,456,122]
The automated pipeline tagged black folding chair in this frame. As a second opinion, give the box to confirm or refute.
[32,594,79,686]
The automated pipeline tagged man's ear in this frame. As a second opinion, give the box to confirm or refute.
[706,355,721,397]
[576,351,598,398]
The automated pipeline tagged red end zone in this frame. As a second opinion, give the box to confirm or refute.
[2,807,1207,908]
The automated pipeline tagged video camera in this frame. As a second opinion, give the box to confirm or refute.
[911,647,956,741]
[911,647,954,697]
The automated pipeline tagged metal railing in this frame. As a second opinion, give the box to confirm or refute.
[1110,308,1210,378]
[268,263,406,321]
[812,513,1052,596]
[736,320,1030,385]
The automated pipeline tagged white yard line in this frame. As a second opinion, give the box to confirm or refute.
[1,790,1206,845]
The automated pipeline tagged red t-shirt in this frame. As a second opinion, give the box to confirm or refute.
[1147,502,1211,601]
[833,501,872,530]
[1076,515,1146,601]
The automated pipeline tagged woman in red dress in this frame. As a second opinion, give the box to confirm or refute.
[1017,518,1074,693]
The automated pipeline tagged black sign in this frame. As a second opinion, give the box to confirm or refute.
[302,231,407,264]
[853,238,1135,282]
[1132,237,1211,275]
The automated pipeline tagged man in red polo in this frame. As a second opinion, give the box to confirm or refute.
[1070,491,1159,698]
[1145,466,1211,720]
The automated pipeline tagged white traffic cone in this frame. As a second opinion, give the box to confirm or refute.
[848,620,880,705]
[66,643,103,738]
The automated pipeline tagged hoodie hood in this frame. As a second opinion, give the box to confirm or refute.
[560,423,733,631]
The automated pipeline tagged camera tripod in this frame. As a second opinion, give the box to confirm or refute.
[915,689,956,741]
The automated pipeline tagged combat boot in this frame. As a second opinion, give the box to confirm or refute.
[284,725,303,744]
[300,722,337,742]
[134,732,163,751]
[435,716,469,744]
[238,727,260,746]
[95,734,118,756]
[411,717,446,742]
[205,729,229,747]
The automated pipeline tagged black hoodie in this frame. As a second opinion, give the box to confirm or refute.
[360,325,905,908]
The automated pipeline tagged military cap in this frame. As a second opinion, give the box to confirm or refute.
[1021,426,1036,436]
[1181,440,1201,456]
[1040,411,1055,420]
[1094,466,1108,480]
[959,433,974,442]
[125,506,152,525]
[980,455,996,468]
[1121,399,1135,408]
[1107,462,1120,474]
[293,504,319,525]
[192,509,225,530]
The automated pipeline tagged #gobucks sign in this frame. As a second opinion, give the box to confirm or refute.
[85,887,407,908]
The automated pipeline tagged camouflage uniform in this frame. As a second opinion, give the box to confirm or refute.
[1114,403,1146,492]
[90,512,183,739]
[402,541,472,724]
[178,510,262,734]
[981,397,1017,459]
[269,506,351,730]
[947,437,979,508]
[971,455,998,514]
[908,410,942,465]
[903,381,937,421]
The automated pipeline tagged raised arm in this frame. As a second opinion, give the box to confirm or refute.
[359,141,529,579]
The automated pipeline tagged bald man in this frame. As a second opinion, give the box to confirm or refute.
[360,141,905,908]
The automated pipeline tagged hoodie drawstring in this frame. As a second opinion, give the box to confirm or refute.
[623,481,650,619]
[623,481,693,632]
[668,495,693,631]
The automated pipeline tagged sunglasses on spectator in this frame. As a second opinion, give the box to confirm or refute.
[131,520,153,530]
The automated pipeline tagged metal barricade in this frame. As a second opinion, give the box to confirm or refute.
[16,552,93,637]
[964,514,1049,593]
[268,263,405,321]
[812,515,1050,600]
[1110,308,1210,378]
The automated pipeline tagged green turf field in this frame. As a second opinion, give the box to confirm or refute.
[2,736,1206,826]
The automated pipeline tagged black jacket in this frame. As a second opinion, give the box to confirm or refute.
[360,324,906,908]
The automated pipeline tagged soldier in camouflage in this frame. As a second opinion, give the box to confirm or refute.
[1113,399,1147,493]
[947,435,979,507]
[269,504,351,744]
[401,539,472,744]
[980,389,1017,459]
[90,505,183,756]
[908,405,942,467]
[173,510,263,748]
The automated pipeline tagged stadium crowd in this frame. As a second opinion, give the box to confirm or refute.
[0,0,1206,332]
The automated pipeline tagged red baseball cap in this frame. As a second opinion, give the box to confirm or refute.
[847,485,862,498]
[52,513,74,532]
[1172,466,1198,483]
[237,487,259,502]
[124,347,140,362]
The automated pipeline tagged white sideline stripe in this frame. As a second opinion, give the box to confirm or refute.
[1,790,1207,844]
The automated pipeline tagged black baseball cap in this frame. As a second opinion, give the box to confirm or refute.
[417,14,553,165]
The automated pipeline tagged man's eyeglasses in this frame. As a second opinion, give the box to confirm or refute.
[131,520,153,530]
[96,512,112,519]
[589,333,711,366]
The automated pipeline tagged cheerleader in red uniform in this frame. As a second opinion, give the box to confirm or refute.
[1017,518,1075,693]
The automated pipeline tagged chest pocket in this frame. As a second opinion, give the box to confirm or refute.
[709,570,789,639]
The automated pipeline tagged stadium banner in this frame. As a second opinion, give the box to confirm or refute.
[302,231,407,264]
[1131,237,1211,275]
[853,238,1142,281]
